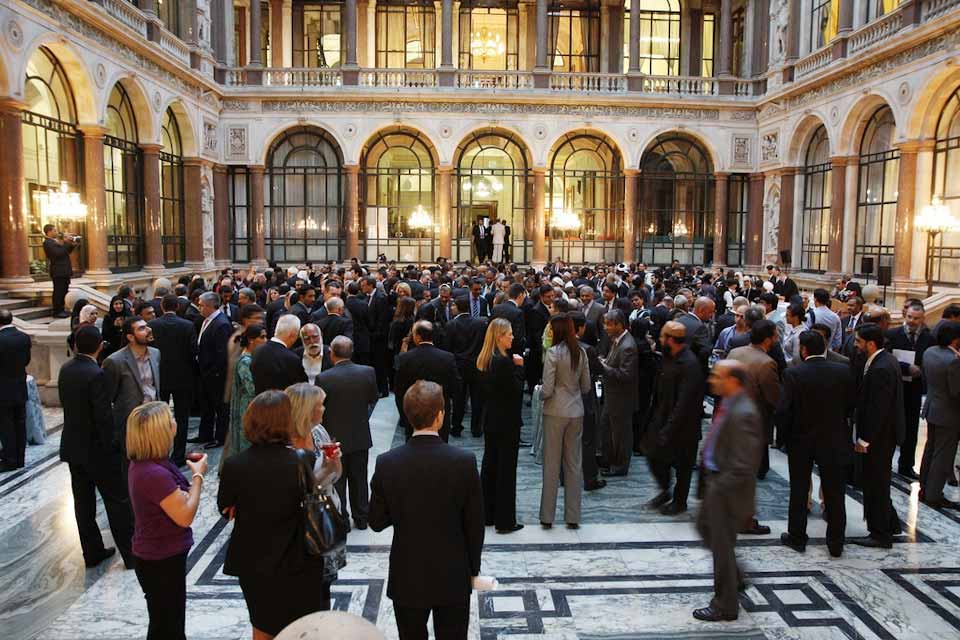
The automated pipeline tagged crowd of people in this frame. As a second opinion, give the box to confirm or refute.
[1,252,959,637]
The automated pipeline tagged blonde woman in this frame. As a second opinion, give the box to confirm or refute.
[126,401,207,640]
[477,317,525,533]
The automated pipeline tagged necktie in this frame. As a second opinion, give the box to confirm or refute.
[909,330,916,347]
[472,297,480,318]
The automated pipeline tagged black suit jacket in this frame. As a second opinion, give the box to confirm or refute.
[265,298,287,337]
[650,347,705,448]
[314,361,379,454]
[491,301,526,354]
[457,294,489,318]
[856,350,906,449]
[148,313,197,392]
[369,435,484,607]
[197,313,233,379]
[394,343,462,436]
[367,291,392,343]
[58,355,117,465]
[480,353,524,434]
[43,237,76,278]
[778,357,855,465]
[345,296,372,354]
[885,325,934,395]
[313,312,354,345]
[250,340,308,395]
[444,314,487,372]
[0,326,32,406]
[525,302,550,357]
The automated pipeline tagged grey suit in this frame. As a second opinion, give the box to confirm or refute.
[697,392,764,616]
[919,346,960,503]
[102,346,161,456]
[599,331,639,473]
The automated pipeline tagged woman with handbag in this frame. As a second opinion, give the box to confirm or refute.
[218,390,344,640]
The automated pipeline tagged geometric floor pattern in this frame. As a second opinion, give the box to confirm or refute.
[3,400,960,639]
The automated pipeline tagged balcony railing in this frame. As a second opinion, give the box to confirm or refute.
[795,46,833,79]
[99,0,147,37]
[456,70,535,90]
[549,72,626,93]
[263,68,343,87]
[358,69,438,88]
[849,10,903,54]
[640,75,718,96]
[159,29,191,66]
[923,0,960,20]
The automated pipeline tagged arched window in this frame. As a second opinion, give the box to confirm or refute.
[639,135,715,265]
[455,130,530,263]
[361,129,436,262]
[624,0,681,76]
[459,0,520,70]
[293,0,345,68]
[266,127,344,262]
[104,84,144,271]
[548,133,623,264]
[801,125,832,272]
[547,1,600,73]
[931,87,960,284]
[855,106,899,278]
[865,0,899,24]
[376,0,436,68]
[22,47,82,274]
[811,0,838,51]
[160,108,185,266]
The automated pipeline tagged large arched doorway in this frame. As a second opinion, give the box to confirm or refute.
[160,107,185,267]
[361,128,437,262]
[931,86,960,285]
[547,132,623,264]
[455,130,531,263]
[638,134,714,265]
[265,127,344,263]
[800,124,831,272]
[104,83,144,271]
[22,46,83,275]
[855,105,899,278]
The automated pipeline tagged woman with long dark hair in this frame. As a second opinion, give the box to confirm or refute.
[102,295,132,357]
[539,313,591,529]
[388,296,416,389]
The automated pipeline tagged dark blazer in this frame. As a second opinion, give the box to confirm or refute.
[314,313,354,345]
[314,361,379,453]
[0,326,31,406]
[885,325,934,393]
[43,236,76,278]
[265,298,287,337]
[600,331,639,416]
[218,444,316,576]
[457,294,489,318]
[58,355,117,464]
[148,312,197,392]
[777,357,855,465]
[369,435,484,608]
[102,346,161,445]
[394,343,462,431]
[922,346,960,429]
[480,352,524,434]
[525,302,550,357]
[649,346,705,448]
[676,312,712,373]
[444,313,487,371]
[856,349,906,448]
[345,296,372,354]
[197,312,233,377]
[417,297,453,326]
[250,340,307,395]
[367,291,393,343]
[774,277,800,301]
[491,300,526,354]
[289,301,312,327]
[219,302,240,323]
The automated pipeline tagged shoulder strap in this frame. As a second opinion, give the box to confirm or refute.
[293,448,316,496]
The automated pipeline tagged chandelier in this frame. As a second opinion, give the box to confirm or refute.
[672,219,689,237]
[552,209,582,232]
[408,204,432,230]
[33,181,87,221]
[296,219,329,232]
[915,196,960,234]
[462,176,503,198]
[470,27,505,63]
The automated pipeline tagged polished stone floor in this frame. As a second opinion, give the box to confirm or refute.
[3,399,960,640]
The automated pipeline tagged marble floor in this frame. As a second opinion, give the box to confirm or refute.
[3,400,960,640]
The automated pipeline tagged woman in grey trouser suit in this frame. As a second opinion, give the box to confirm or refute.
[539,314,592,527]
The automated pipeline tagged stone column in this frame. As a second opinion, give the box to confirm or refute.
[782,0,799,81]
[600,3,609,73]
[345,0,359,66]
[366,0,376,67]
[627,0,643,89]
[828,157,847,274]
[719,0,733,77]
[183,158,204,267]
[750,0,769,76]
[831,0,854,59]
[441,0,453,67]
[249,165,267,265]
[213,164,230,264]
[141,143,164,271]
[0,101,30,283]
[270,0,283,66]
[249,0,263,66]
[344,165,360,260]
[437,166,453,258]
[778,168,796,266]
[623,169,639,263]
[534,0,549,88]
[532,167,547,265]
[745,173,765,266]
[282,0,293,67]
[894,142,919,281]
[713,172,730,266]
[78,125,111,276]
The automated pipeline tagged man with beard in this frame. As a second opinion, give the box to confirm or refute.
[295,323,332,384]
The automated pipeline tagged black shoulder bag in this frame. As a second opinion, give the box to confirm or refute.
[294,448,350,557]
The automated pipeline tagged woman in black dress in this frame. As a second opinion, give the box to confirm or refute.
[388,295,416,390]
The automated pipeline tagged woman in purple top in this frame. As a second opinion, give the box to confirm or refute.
[126,401,208,640]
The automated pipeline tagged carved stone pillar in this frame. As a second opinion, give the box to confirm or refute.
[627,0,643,90]
[441,0,453,67]
[828,157,847,274]
[894,142,920,281]
[184,158,204,267]
[534,0,549,88]
[533,168,547,265]
[249,165,267,265]
[345,0,359,66]
[0,101,30,283]
[623,169,639,263]
[831,0,854,59]
[213,164,230,264]
[437,166,453,258]
[249,0,263,66]
[344,165,360,260]
[719,0,733,77]
[713,172,730,266]
[745,173,765,266]
[778,168,797,266]
[141,143,164,271]
[78,125,110,276]
[270,0,283,66]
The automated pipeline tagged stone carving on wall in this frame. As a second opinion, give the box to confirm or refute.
[732,135,752,166]
[203,120,217,154]
[200,166,215,266]
[764,184,781,265]
[769,0,789,67]
[761,132,780,162]
[223,100,254,111]
[227,125,248,159]
[729,110,757,121]
[195,0,211,49]
[5,19,24,50]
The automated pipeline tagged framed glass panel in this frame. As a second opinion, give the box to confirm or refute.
[459,1,520,70]
[228,167,251,263]
[376,0,436,68]
[160,108,185,267]
[727,174,748,267]
[811,0,838,50]
[865,0,899,23]
[702,13,715,77]
[801,125,831,272]
[931,87,960,284]
[158,0,180,36]
[293,1,345,68]
[547,1,601,73]
[104,84,144,272]
[855,106,899,279]
[629,0,680,76]
[262,2,271,65]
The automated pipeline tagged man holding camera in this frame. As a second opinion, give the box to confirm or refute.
[43,224,80,318]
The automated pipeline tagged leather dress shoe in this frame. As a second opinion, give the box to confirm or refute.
[659,501,687,516]
[354,521,368,530]
[85,547,116,568]
[850,535,892,549]
[540,522,552,529]
[203,440,224,450]
[496,524,524,534]
[584,479,607,491]
[692,606,738,622]
[0,462,22,472]
[898,468,920,481]
[739,520,771,535]
[645,491,672,510]
[780,532,806,553]
[828,546,843,558]
[566,523,579,530]
[923,497,960,509]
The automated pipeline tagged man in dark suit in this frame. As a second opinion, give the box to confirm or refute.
[362,276,392,397]
[312,297,354,345]
[472,220,490,262]
[599,310,639,478]
[58,326,134,568]
[394,321,462,441]
[445,297,488,437]
[418,284,454,325]
[646,321,704,513]
[315,336,379,529]
[491,283,527,355]
[148,294,197,466]
[885,303,934,479]
[251,313,307,394]
[676,296,715,375]
[525,285,553,393]
[851,323,905,548]
[919,323,960,507]
[693,360,764,622]
[370,380,484,639]
[778,331,854,557]
[191,292,233,448]
[344,282,372,365]
[289,286,316,327]
[0,309,32,470]
[771,266,800,301]
[459,278,490,319]
[42,223,78,318]
[217,285,240,323]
